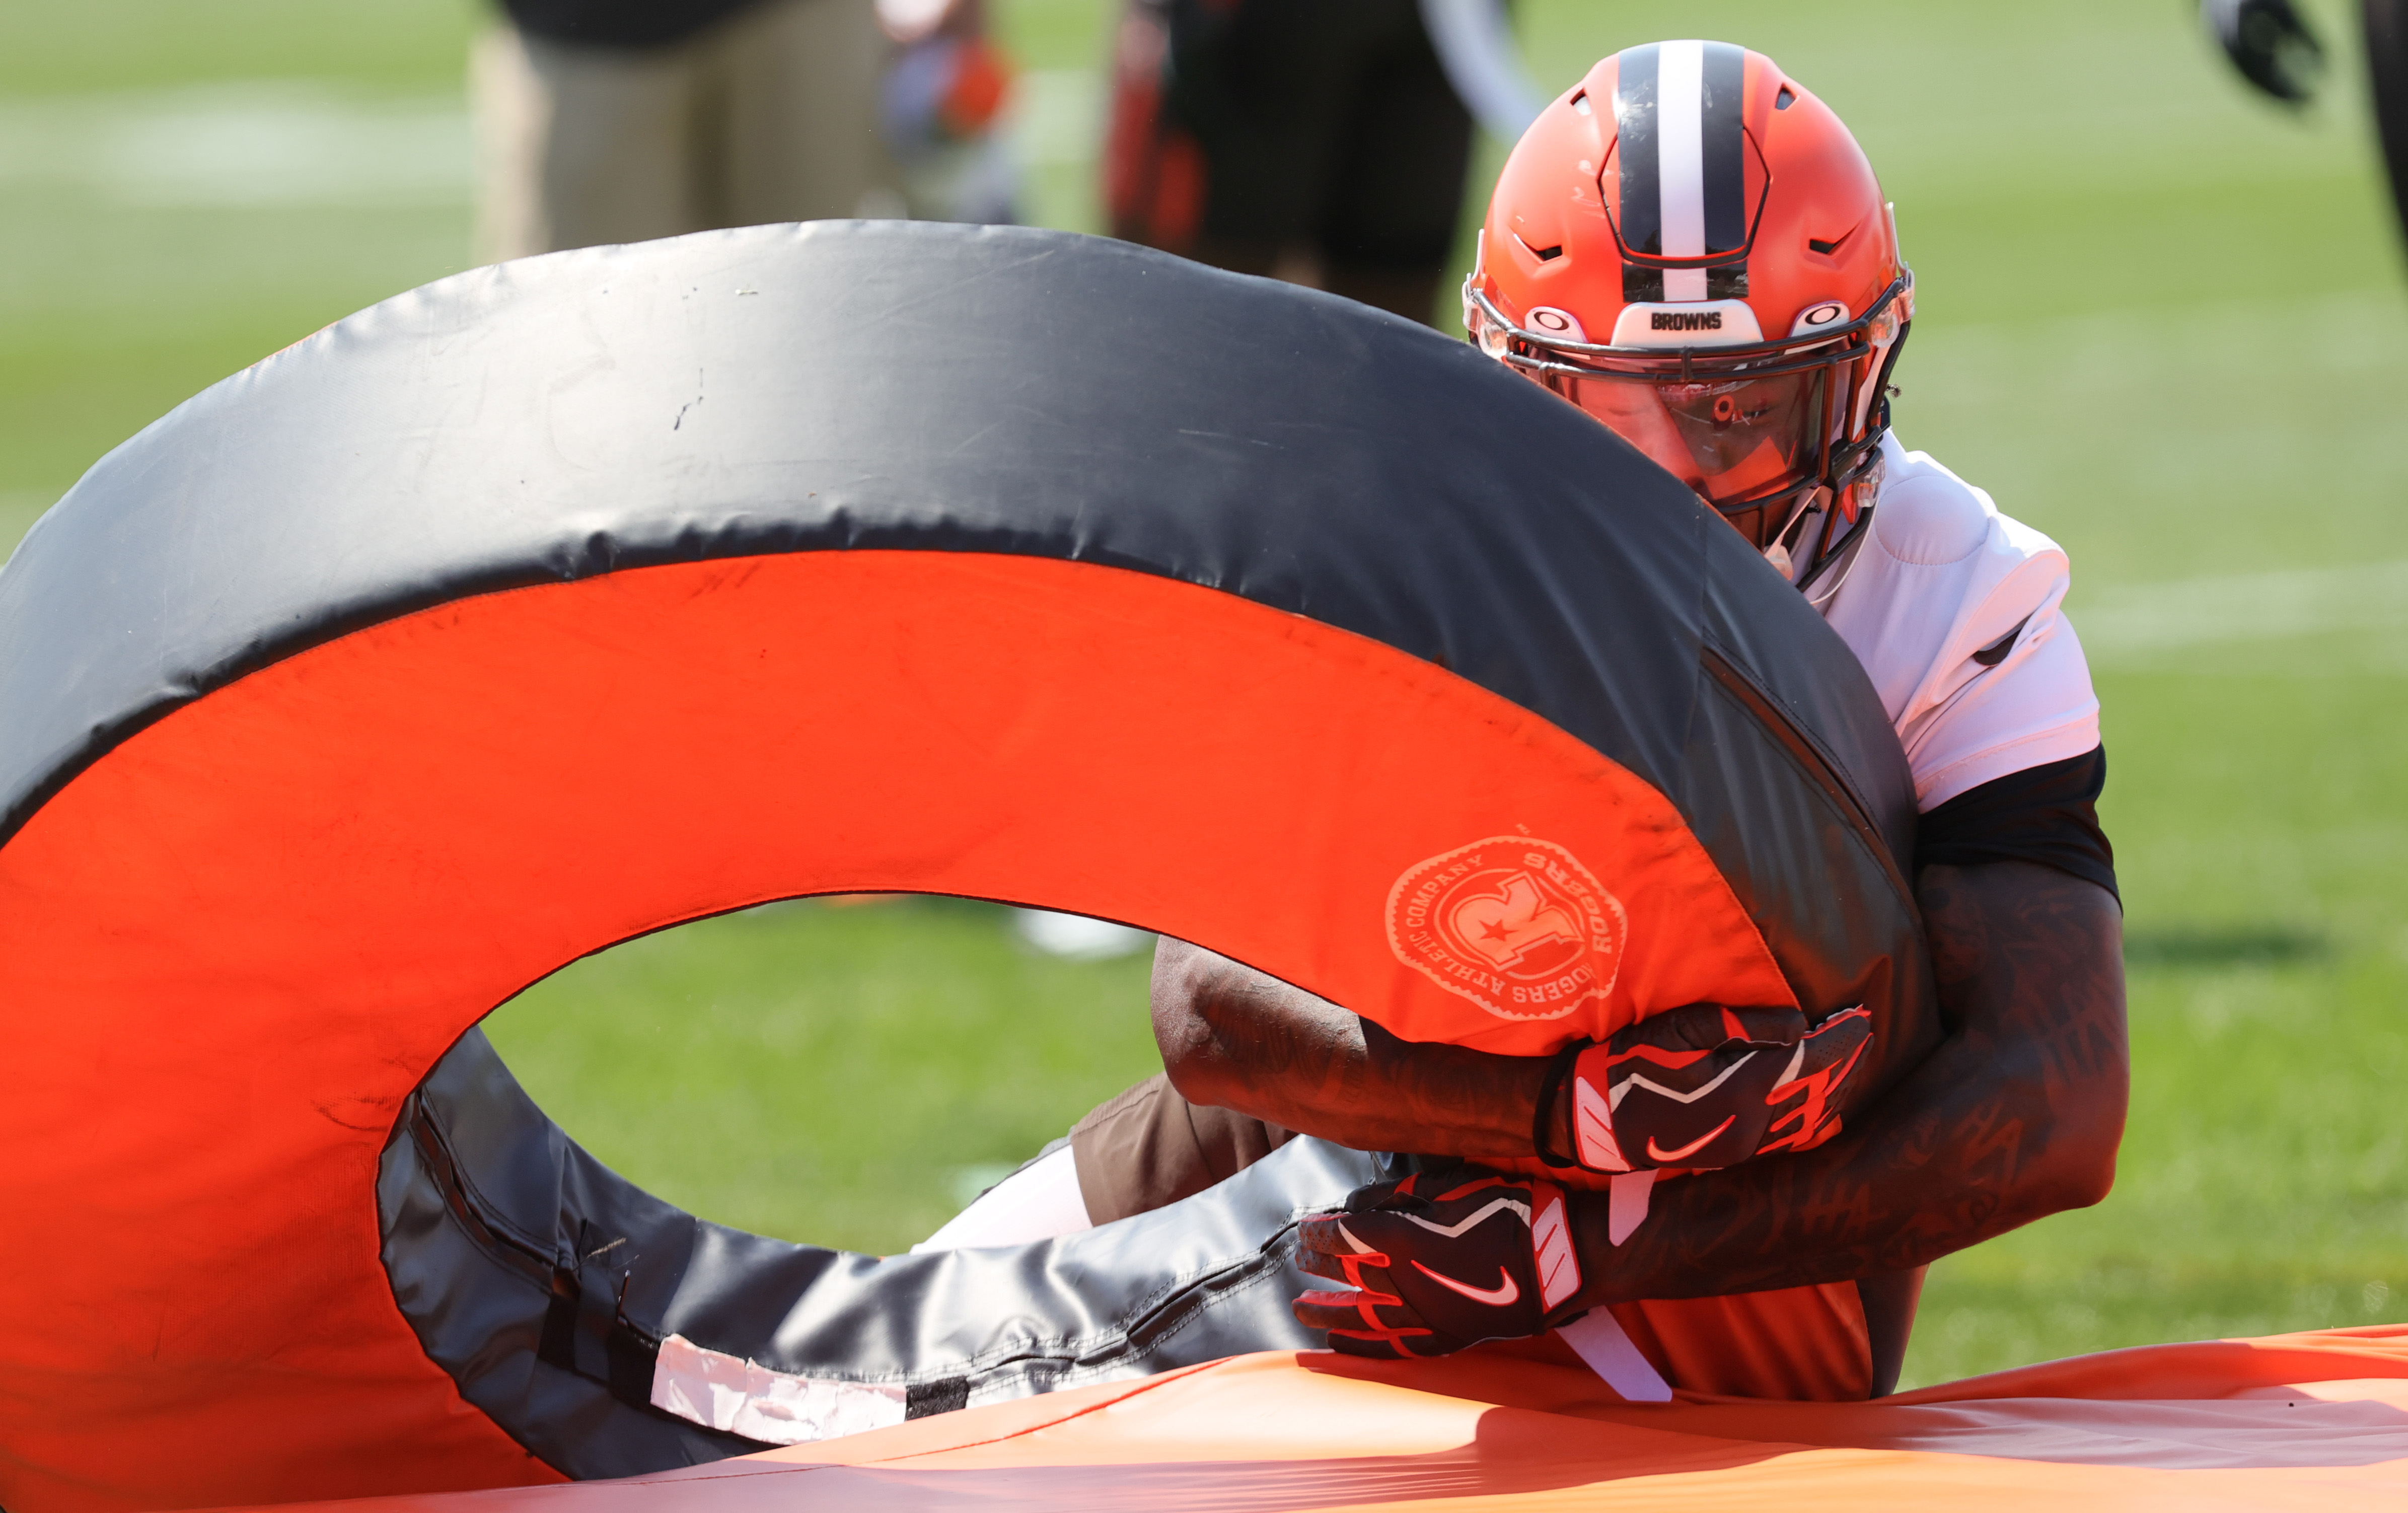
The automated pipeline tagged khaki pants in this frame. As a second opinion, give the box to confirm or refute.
[473,0,901,263]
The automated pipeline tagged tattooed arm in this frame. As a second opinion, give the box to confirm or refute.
[1565,860,2127,1301]
[1153,858,2128,1289]
[1150,936,1552,1158]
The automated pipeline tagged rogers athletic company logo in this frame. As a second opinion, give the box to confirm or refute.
[1385,837,1627,1022]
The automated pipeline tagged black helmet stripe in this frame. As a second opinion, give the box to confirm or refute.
[1699,42,1749,255]
[1615,40,1752,301]
[1611,44,1662,258]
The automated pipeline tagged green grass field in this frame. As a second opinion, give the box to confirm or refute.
[4,0,2402,1391]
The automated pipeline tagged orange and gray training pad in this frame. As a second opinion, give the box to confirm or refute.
[242,1332,2408,1513]
[0,224,1929,1510]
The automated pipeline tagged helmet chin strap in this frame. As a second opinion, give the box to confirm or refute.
[1797,464,1887,604]
[1761,490,1825,583]
[1769,407,1897,592]
[1701,478,1821,558]
[1708,438,1885,595]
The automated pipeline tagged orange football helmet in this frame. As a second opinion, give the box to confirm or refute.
[1465,41,1911,567]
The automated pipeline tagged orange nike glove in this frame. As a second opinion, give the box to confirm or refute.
[1293,1172,1584,1358]
[1542,1003,1872,1173]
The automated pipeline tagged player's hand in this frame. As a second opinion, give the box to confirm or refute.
[1293,1171,1584,1359]
[1554,1003,1872,1173]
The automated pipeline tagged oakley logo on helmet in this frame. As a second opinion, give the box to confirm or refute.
[1387,838,1626,1022]
[1527,306,1587,340]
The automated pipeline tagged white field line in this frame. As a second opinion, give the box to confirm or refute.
[2077,559,2408,658]
[0,73,1107,206]
[0,82,469,207]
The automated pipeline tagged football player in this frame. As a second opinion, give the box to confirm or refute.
[931,41,2129,1401]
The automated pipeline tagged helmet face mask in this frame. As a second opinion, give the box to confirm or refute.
[1468,274,1908,552]
[1466,41,1912,562]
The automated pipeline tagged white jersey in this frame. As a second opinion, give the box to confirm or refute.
[1805,433,2101,811]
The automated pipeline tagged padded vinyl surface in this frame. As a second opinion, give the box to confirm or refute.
[0,223,1934,1511]
[217,1329,2408,1511]
[0,552,1786,1509]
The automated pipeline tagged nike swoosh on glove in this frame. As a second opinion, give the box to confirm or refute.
[1293,1172,1583,1359]
[1560,1003,1872,1173]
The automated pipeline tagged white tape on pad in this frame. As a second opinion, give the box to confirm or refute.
[1556,1310,1674,1402]
[651,1334,907,1445]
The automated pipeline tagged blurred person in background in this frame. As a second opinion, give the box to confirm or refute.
[473,0,903,262]
[2201,0,2408,254]
[1103,0,1543,324]
[877,0,1020,224]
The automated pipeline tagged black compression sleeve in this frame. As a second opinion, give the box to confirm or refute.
[1914,746,2118,901]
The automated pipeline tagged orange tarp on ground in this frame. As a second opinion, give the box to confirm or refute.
[228,1327,2408,1511]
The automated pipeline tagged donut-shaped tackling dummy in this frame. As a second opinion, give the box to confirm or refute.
[0,224,1932,1511]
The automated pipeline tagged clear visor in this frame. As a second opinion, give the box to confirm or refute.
[1467,278,1908,545]
[1547,367,1828,512]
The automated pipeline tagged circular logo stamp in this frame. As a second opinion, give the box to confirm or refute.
[1385,837,1627,1022]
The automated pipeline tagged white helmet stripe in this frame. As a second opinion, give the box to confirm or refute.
[1656,40,1708,263]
